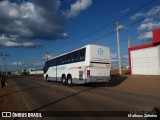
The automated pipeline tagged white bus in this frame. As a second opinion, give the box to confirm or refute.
[43,44,111,85]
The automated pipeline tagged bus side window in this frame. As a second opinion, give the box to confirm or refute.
[65,55,68,64]
[56,58,58,65]
[53,59,56,66]
[55,58,57,66]
[44,62,47,68]
[68,54,71,63]
[71,52,75,63]
[47,61,49,67]
[74,51,79,62]
[61,56,64,64]
[80,48,85,61]
[50,60,53,66]
[59,57,62,65]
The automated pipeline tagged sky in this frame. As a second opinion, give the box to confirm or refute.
[0,0,160,72]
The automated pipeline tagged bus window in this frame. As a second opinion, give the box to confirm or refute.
[71,52,74,63]
[68,54,71,63]
[79,48,85,61]
[50,59,53,66]
[44,62,47,68]
[52,59,56,66]
[47,61,50,67]
[61,56,64,64]
[55,58,57,66]
[56,58,58,65]
[74,51,79,62]
[59,57,62,65]
[63,56,67,64]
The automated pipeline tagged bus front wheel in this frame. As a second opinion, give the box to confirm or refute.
[46,75,49,82]
[62,76,67,85]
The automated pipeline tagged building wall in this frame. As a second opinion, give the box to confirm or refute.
[29,70,43,75]
[130,45,160,75]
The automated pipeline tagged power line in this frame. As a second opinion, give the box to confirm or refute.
[95,10,160,46]
[50,0,158,54]
[39,9,160,65]
[27,0,159,66]
[77,9,160,48]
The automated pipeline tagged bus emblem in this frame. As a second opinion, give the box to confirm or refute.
[98,48,104,55]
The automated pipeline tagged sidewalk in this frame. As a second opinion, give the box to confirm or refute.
[0,77,14,111]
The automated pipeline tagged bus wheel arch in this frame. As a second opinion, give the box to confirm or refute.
[61,74,66,84]
[46,74,49,81]
[67,74,72,86]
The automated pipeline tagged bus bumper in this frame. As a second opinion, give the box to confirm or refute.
[86,76,110,83]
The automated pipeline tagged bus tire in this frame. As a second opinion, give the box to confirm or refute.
[46,75,49,82]
[67,75,72,86]
[62,75,67,85]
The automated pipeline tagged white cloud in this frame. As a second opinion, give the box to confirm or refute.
[66,0,92,18]
[0,0,66,41]
[121,8,130,13]
[131,12,145,20]
[138,31,153,40]
[59,32,69,39]
[142,18,153,23]
[111,53,117,59]
[146,6,160,17]
[111,59,118,62]
[34,62,44,66]
[110,53,118,62]
[0,34,17,41]
[110,53,128,64]
[111,53,128,59]
[0,34,41,48]
[131,6,160,20]
[0,0,93,48]
[11,61,23,66]
[131,6,160,40]
[138,21,160,32]
[118,24,126,30]
[122,55,128,59]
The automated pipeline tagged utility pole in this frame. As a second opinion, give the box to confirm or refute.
[115,22,122,75]
[128,37,131,48]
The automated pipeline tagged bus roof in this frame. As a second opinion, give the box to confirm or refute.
[46,44,108,62]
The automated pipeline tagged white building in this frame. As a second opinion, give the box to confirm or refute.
[128,28,160,75]
[28,68,43,75]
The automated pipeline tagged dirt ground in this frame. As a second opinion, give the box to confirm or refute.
[110,75,160,96]
[0,75,160,116]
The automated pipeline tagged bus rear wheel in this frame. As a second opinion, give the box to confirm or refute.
[67,76,72,86]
